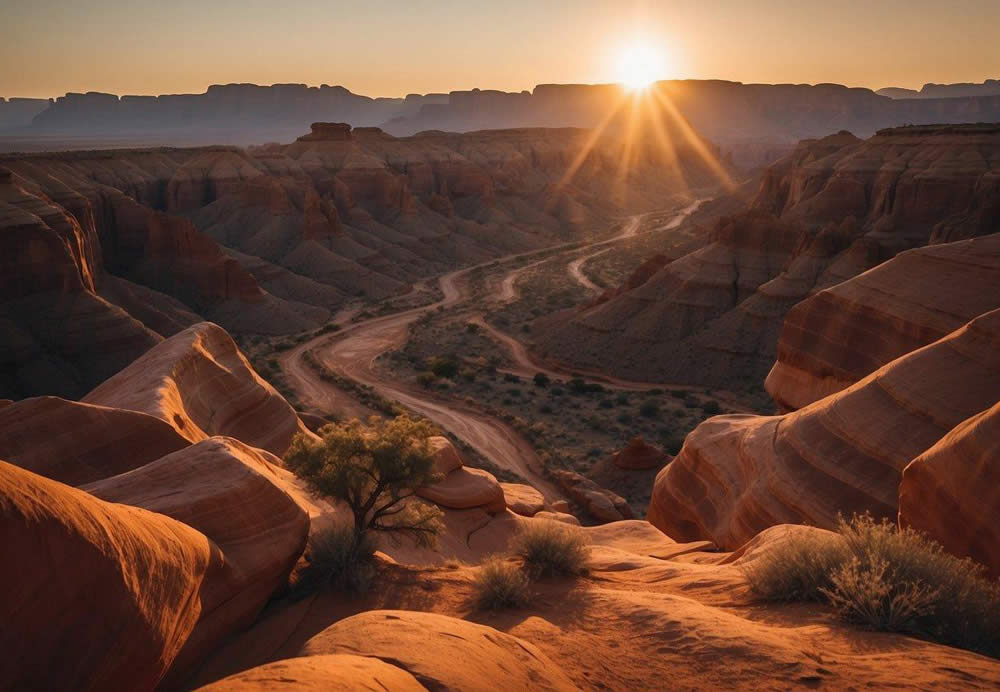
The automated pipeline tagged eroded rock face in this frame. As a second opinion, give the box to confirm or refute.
[0,395,188,486]
[298,610,578,691]
[0,459,214,691]
[648,309,1000,549]
[900,401,1000,578]
[537,127,1000,390]
[83,437,310,682]
[84,322,312,456]
[501,482,546,516]
[766,233,1000,411]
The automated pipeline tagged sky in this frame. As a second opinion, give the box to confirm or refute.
[2,0,999,99]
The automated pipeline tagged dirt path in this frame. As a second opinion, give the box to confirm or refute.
[279,200,713,493]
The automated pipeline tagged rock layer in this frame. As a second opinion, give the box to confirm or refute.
[899,401,1000,577]
[649,309,1000,549]
[84,322,311,456]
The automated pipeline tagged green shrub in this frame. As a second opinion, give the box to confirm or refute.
[473,557,531,610]
[533,372,550,387]
[615,393,630,405]
[513,520,591,577]
[599,398,614,409]
[539,403,554,414]
[504,372,521,383]
[743,515,1000,658]
[702,399,722,415]
[295,524,377,595]
[416,371,437,388]
[429,356,458,378]
[616,412,632,424]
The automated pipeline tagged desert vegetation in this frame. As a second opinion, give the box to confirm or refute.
[743,515,1000,658]
[473,557,532,610]
[285,415,444,590]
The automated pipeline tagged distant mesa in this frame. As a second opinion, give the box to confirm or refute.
[297,122,352,142]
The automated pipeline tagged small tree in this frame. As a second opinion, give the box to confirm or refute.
[284,415,444,561]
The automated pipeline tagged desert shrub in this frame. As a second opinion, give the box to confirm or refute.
[639,400,660,418]
[285,416,443,568]
[459,368,477,382]
[508,388,521,397]
[615,393,630,405]
[473,557,531,610]
[429,356,458,378]
[683,394,700,408]
[743,515,1000,657]
[539,403,554,414]
[503,372,521,383]
[533,372,550,387]
[670,389,687,398]
[416,371,437,388]
[702,399,722,415]
[465,322,480,333]
[550,387,564,397]
[513,520,591,577]
[295,525,377,595]
[598,398,614,409]
[616,412,632,425]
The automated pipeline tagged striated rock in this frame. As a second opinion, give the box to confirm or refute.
[501,482,545,516]
[552,469,633,523]
[83,437,310,681]
[649,309,1000,549]
[84,322,312,456]
[195,654,424,691]
[612,437,671,470]
[0,459,213,691]
[296,122,352,142]
[899,401,1000,577]
[298,610,578,691]
[767,233,1000,410]
[0,395,188,486]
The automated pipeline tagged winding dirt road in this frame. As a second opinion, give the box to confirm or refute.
[280,200,709,492]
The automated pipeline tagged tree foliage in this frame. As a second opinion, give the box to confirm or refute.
[284,415,444,555]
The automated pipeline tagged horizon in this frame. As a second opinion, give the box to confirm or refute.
[3,0,1000,100]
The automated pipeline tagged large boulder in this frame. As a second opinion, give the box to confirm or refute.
[84,322,313,456]
[0,459,214,691]
[899,401,1000,578]
[612,437,671,470]
[0,395,188,486]
[649,309,1000,549]
[501,482,546,516]
[416,437,506,514]
[83,437,310,681]
[297,610,578,691]
[552,469,633,523]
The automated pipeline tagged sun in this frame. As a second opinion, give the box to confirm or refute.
[615,39,663,91]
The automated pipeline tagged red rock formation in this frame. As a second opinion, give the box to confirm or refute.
[648,309,1000,549]
[83,322,312,456]
[84,437,309,683]
[767,233,1000,411]
[0,396,188,486]
[613,437,671,470]
[899,401,1000,577]
[297,610,577,691]
[196,654,424,691]
[552,468,633,523]
[501,482,546,516]
[0,459,213,691]
[417,436,506,514]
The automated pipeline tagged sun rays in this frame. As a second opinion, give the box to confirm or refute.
[551,82,736,209]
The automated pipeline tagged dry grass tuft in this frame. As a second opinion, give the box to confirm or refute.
[473,557,531,610]
[513,519,591,578]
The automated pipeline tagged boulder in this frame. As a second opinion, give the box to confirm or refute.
[83,437,310,682]
[612,437,671,470]
[552,469,633,523]
[899,401,1000,578]
[0,459,213,691]
[298,610,578,691]
[427,435,463,474]
[84,322,313,456]
[501,482,545,516]
[417,466,506,514]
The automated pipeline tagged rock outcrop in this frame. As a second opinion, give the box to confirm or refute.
[501,482,546,516]
[196,654,424,691]
[297,610,578,691]
[552,468,633,523]
[0,459,214,691]
[648,309,1000,549]
[416,437,506,514]
[83,437,310,681]
[0,395,188,486]
[899,401,1000,578]
[83,322,312,456]
[766,233,1000,410]
[612,437,671,470]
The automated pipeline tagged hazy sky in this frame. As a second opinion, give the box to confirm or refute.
[3,0,999,99]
